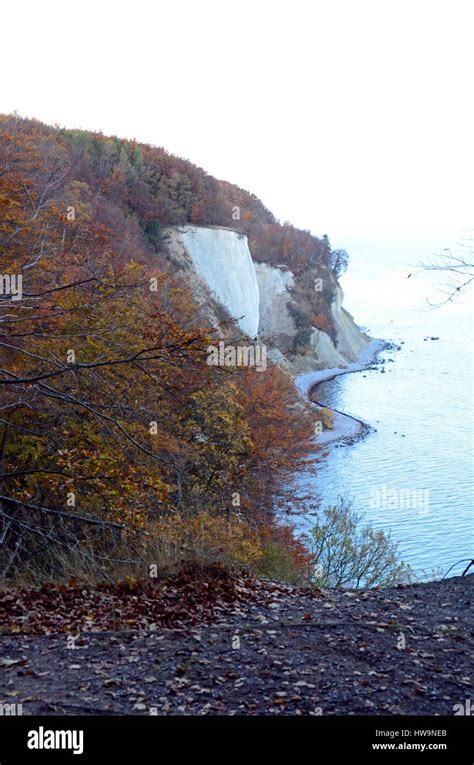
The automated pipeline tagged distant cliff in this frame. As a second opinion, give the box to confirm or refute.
[2,115,370,379]
[165,224,370,374]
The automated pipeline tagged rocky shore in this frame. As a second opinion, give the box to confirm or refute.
[296,338,388,446]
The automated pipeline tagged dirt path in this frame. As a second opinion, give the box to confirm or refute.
[0,575,471,716]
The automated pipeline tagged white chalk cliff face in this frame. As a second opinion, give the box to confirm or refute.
[254,262,295,336]
[300,288,370,372]
[172,226,260,337]
[164,225,370,372]
[331,284,370,360]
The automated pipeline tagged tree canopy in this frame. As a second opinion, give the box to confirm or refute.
[0,114,318,582]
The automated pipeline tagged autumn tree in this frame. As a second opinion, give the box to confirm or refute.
[0,115,318,583]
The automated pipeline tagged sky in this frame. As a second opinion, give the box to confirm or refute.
[1,0,473,263]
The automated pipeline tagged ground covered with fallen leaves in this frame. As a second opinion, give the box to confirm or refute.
[0,571,471,715]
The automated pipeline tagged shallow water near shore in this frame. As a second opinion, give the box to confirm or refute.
[297,254,474,579]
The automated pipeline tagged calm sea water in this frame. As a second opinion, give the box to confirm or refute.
[299,251,474,579]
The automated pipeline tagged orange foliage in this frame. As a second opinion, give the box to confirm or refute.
[0,114,318,580]
[310,312,332,333]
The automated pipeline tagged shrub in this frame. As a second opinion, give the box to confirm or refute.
[310,311,332,334]
[288,303,312,330]
[257,524,315,584]
[292,327,313,353]
[315,406,333,431]
[310,497,412,588]
[152,512,263,570]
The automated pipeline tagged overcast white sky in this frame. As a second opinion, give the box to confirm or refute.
[1,0,473,259]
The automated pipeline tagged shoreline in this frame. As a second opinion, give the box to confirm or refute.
[295,338,387,447]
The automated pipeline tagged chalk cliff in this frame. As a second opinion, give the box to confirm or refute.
[164,225,370,374]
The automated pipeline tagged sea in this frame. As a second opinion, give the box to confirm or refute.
[298,231,474,580]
